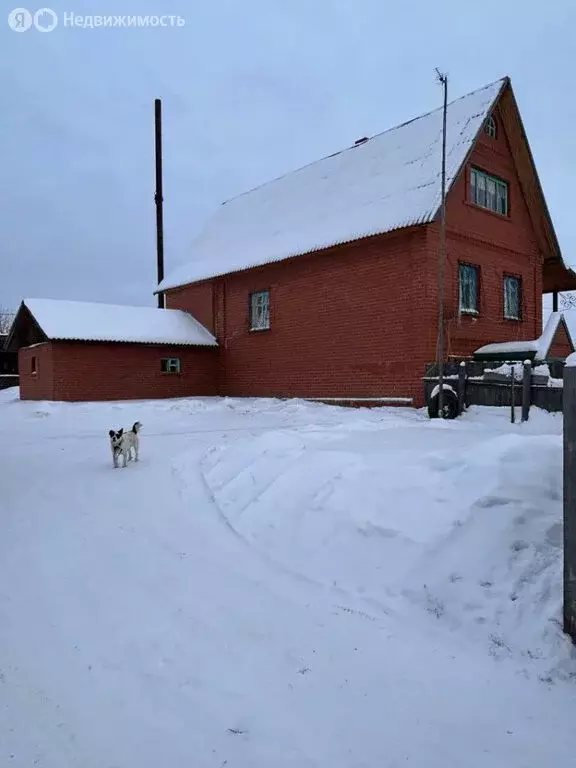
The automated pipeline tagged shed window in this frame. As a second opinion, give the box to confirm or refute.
[459,263,479,314]
[31,356,37,374]
[484,115,497,139]
[250,290,270,331]
[470,168,508,216]
[161,357,181,374]
[504,276,522,320]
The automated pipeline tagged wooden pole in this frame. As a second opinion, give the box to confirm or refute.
[435,69,448,419]
[457,360,466,415]
[553,291,559,313]
[510,364,516,423]
[521,359,531,422]
[564,362,576,641]
[154,98,165,309]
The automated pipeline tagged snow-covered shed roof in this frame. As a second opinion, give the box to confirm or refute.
[158,78,506,292]
[474,313,574,361]
[12,298,217,347]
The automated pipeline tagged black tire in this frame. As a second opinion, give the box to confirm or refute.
[427,388,458,419]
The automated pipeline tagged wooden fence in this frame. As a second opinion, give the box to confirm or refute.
[423,360,564,416]
[563,363,576,641]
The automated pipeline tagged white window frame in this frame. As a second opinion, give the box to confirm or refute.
[459,263,480,315]
[161,357,181,374]
[470,167,508,216]
[250,290,270,331]
[504,276,521,320]
[484,115,497,139]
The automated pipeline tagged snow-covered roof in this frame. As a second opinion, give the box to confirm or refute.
[158,78,506,292]
[474,313,573,361]
[20,298,217,346]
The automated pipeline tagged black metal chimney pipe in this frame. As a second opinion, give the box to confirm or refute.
[154,98,165,309]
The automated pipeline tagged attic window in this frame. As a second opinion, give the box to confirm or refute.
[470,167,508,215]
[484,115,497,139]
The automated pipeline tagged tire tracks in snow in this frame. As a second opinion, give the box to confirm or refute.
[170,430,398,626]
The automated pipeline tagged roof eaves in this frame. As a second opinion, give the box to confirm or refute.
[156,216,434,293]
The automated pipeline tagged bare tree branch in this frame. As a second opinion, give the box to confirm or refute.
[0,308,15,335]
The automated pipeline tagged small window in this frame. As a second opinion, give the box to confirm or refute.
[161,357,181,374]
[504,276,522,320]
[459,263,479,314]
[250,290,270,331]
[484,115,497,139]
[31,356,37,374]
[470,168,508,216]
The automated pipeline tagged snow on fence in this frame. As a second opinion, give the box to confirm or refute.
[423,359,564,417]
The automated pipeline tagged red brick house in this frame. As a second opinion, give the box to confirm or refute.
[9,76,576,404]
[156,76,576,407]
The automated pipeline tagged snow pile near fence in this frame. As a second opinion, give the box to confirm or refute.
[201,405,572,680]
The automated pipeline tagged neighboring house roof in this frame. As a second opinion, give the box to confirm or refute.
[158,78,507,292]
[8,298,217,347]
[473,312,574,361]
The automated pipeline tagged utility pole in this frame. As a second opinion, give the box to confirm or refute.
[154,98,165,309]
[435,69,448,418]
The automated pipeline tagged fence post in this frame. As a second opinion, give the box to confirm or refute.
[521,359,531,422]
[510,364,516,423]
[458,361,466,415]
[564,361,576,641]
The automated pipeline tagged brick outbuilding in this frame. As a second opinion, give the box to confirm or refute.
[7,298,217,401]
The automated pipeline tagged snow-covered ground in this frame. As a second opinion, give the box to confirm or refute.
[1,389,575,767]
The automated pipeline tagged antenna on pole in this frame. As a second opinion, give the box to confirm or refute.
[154,98,165,309]
[435,68,448,418]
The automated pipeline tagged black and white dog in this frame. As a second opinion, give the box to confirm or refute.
[108,422,142,468]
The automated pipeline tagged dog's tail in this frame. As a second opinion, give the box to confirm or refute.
[132,422,141,433]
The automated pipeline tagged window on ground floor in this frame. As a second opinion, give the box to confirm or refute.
[249,289,270,331]
[161,357,181,374]
[459,263,479,314]
[470,167,508,216]
[504,275,522,320]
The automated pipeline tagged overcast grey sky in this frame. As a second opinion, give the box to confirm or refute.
[2,0,575,313]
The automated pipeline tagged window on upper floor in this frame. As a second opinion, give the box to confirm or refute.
[459,263,480,314]
[31,355,37,374]
[249,290,270,331]
[470,167,508,216]
[504,276,522,320]
[484,115,497,139]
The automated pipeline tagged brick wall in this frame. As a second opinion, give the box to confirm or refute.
[169,228,432,405]
[19,343,54,400]
[430,102,543,361]
[19,342,217,402]
[164,282,215,334]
